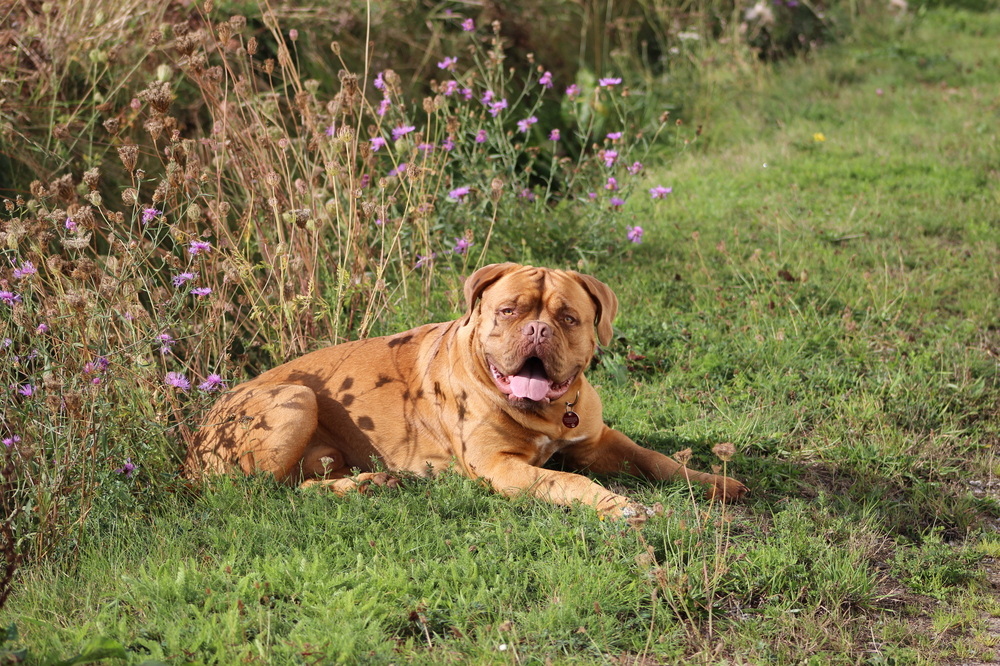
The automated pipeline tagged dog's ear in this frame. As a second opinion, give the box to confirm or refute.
[462,263,520,324]
[571,272,618,346]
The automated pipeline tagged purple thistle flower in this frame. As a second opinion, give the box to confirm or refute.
[13,261,36,279]
[325,123,337,137]
[0,291,20,305]
[517,116,538,133]
[488,99,508,117]
[519,188,536,202]
[441,80,459,96]
[188,240,212,256]
[607,132,623,140]
[388,163,408,178]
[198,374,227,392]
[475,129,488,143]
[649,186,673,199]
[627,225,644,243]
[190,287,212,297]
[159,333,176,355]
[442,137,456,151]
[392,125,416,141]
[549,129,561,141]
[65,217,77,231]
[605,176,619,191]
[35,323,48,334]
[452,237,472,254]
[370,136,387,151]
[461,17,475,31]
[172,271,198,287]
[415,253,436,269]
[539,71,553,88]
[598,77,622,87]
[610,197,625,208]
[17,384,34,397]
[461,87,473,100]
[165,372,190,391]
[373,71,386,90]
[448,186,471,201]
[628,161,644,175]
[115,457,138,478]
[481,90,494,104]
[2,435,20,447]
[141,207,162,224]
[602,150,618,167]
[417,142,434,153]
[587,192,598,200]
[377,98,391,116]
[565,84,580,99]
[437,56,458,70]
[83,357,110,375]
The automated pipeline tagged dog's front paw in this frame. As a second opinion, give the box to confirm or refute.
[706,476,748,502]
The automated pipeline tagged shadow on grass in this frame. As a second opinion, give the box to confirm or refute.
[582,432,1000,542]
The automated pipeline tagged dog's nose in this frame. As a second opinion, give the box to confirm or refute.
[522,320,552,345]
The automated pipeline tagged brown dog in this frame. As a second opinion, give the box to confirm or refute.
[185,263,747,517]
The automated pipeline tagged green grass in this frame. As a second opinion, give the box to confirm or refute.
[4,6,1000,665]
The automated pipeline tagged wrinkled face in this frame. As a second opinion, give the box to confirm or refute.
[473,267,600,407]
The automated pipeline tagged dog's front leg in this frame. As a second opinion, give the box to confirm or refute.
[565,427,748,501]
[472,453,633,517]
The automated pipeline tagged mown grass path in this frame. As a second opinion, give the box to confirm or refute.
[3,7,999,665]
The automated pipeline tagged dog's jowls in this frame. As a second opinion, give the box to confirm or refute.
[185,263,748,517]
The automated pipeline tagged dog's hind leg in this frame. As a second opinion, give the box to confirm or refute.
[188,384,320,483]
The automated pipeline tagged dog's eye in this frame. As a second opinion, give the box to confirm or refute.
[499,307,516,316]
[563,315,577,325]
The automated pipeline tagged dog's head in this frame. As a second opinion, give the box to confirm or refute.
[463,263,618,406]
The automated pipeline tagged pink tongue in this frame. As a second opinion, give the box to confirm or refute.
[509,366,551,401]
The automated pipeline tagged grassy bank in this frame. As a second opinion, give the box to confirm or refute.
[3,5,1000,665]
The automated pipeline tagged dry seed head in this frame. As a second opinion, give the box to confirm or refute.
[673,448,693,466]
[118,143,139,172]
[229,15,246,31]
[175,33,200,57]
[103,117,120,135]
[247,37,258,56]
[80,168,100,191]
[330,41,341,56]
[446,115,459,135]
[153,180,168,203]
[277,44,293,70]
[121,188,138,206]
[383,70,401,95]
[216,22,232,43]
[264,58,275,74]
[143,116,165,141]
[712,442,736,462]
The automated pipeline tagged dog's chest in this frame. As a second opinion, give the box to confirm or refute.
[530,434,585,465]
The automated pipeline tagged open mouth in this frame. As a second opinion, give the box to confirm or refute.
[489,357,576,403]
